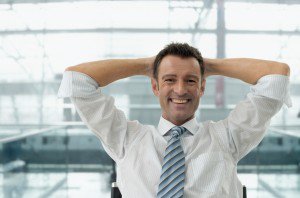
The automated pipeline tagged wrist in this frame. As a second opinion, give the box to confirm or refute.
[133,58,150,76]
[136,57,155,77]
[204,58,220,77]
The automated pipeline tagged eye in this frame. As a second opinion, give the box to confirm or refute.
[165,79,174,82]
[188,80,196,83]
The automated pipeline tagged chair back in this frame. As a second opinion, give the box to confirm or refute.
[111,182,122,198]
[111,183,247,197]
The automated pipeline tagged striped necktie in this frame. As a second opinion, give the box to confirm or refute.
[157,126,187,198]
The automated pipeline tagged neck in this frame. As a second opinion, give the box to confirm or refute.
[163,115,194,126]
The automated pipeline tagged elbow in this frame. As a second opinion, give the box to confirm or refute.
[65,66,75,71]
[65,64,87,73]
[65,65,79,72]
[280,63,290,76]
[271,62,290,76]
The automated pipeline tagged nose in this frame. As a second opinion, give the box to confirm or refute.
[173,80,187,96]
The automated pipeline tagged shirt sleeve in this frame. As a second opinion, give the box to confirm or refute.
[210,74,293,162]
[57,71,143,162]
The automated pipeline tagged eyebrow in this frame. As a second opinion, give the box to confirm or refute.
[161,74,200,80]
[162,74,176,79]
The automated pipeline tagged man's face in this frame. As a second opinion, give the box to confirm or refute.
[151,55,206,126]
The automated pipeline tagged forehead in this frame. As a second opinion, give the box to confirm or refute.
[158,55,201,78]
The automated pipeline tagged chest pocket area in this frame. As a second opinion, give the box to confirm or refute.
[189,152,225,193]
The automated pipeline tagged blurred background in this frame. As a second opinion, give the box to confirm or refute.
[0,0,299,197]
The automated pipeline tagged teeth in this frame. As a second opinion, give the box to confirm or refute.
[172,99,188,104]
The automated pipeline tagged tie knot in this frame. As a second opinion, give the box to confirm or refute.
[171,126,186,138]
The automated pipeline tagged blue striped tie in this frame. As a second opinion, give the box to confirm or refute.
[157,126,187,198]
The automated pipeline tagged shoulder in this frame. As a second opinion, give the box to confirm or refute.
[201,119,228,134]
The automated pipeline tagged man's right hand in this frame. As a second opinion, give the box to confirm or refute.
[143,56,156,78]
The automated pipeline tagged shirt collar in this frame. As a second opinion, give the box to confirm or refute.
[157,116,199,136]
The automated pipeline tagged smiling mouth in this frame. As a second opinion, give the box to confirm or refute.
[170,98,190,104]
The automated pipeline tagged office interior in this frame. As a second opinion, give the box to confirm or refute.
[0,0,300,197]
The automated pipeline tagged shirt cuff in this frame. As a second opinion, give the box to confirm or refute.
[57,71,101,98]
[250,74,293,108]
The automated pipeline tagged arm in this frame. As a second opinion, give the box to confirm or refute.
[59,57,155,162]
[65,57,155,87]
[204,58,290,84]
[206,58,292,161]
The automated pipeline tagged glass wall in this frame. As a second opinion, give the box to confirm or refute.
[0,0,299,197]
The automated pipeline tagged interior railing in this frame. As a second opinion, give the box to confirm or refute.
[0,124,299,197]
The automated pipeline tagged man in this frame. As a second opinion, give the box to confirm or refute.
[57,43,292,197]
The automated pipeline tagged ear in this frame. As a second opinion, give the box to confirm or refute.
[199,79,206,97]
[151,78,159,97]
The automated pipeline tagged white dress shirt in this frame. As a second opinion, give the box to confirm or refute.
[57,71,292,198]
